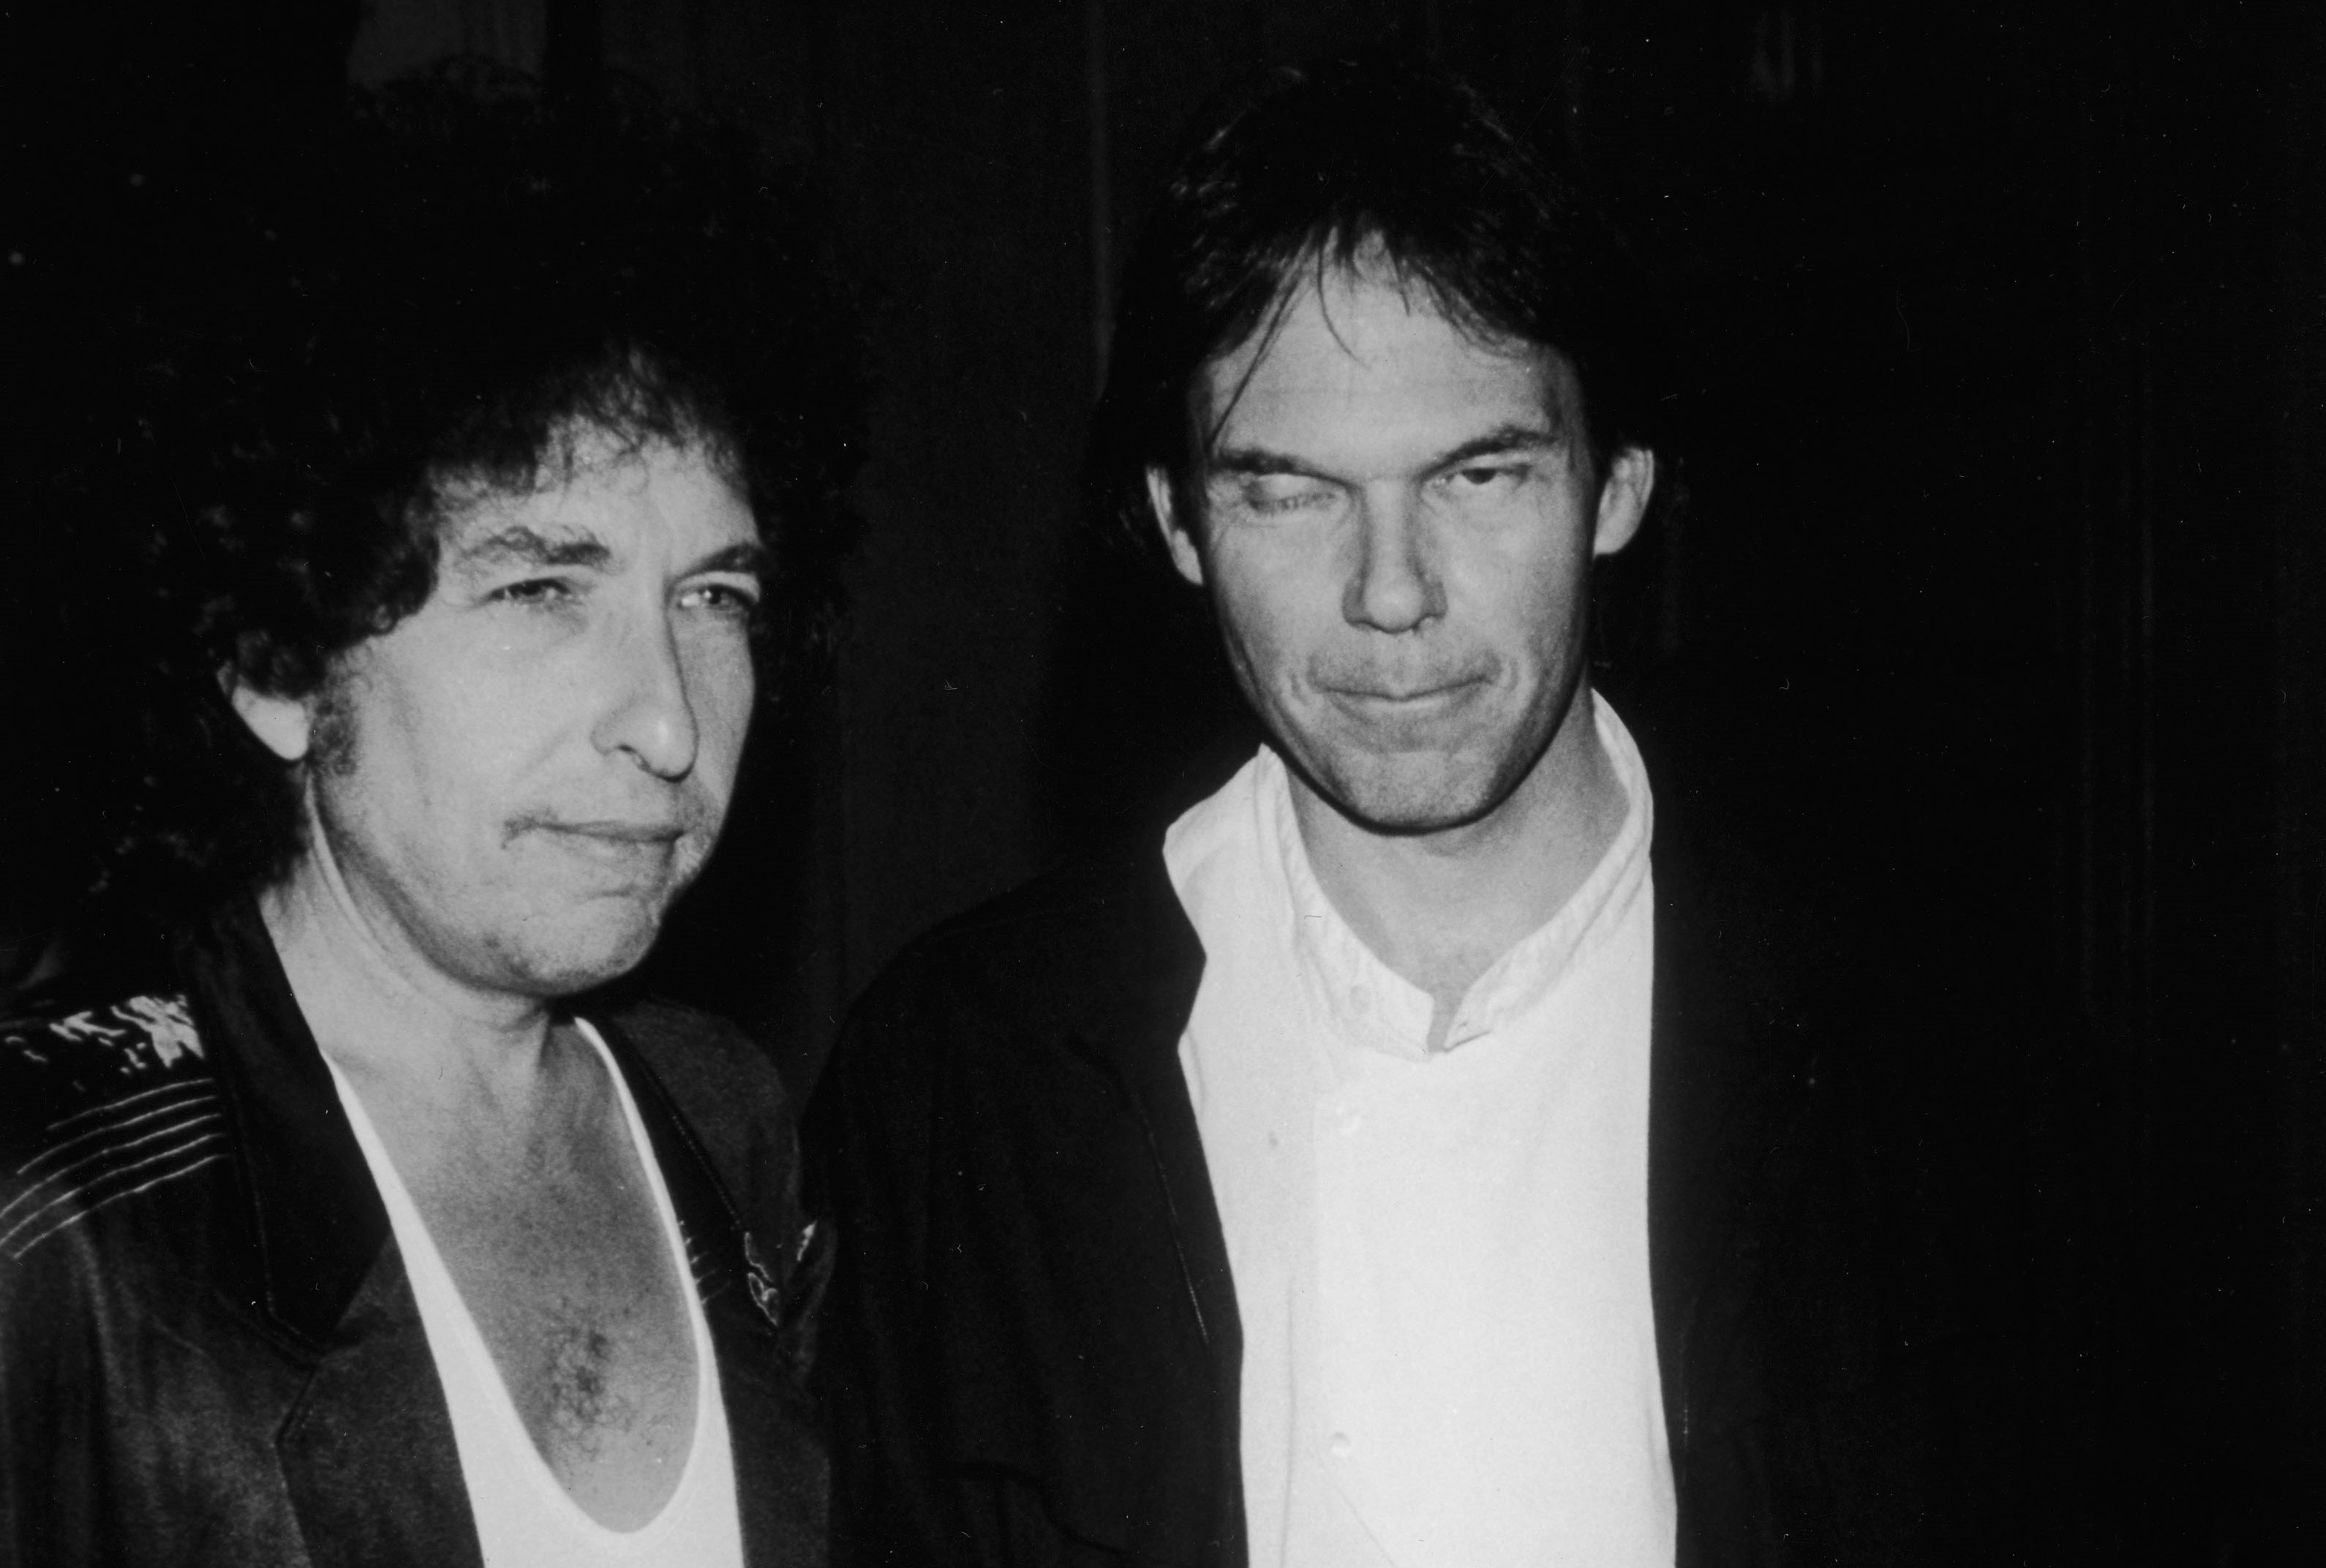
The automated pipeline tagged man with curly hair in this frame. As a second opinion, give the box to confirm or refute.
[0,76,855,1567]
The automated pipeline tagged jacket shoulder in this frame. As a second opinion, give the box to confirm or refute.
[0,985,214,1128]
[609,994,783,1088]
[912,847,1159,953]
[0,984,226,1267]
[603,996,797,1156]
[853,845,1193,1030]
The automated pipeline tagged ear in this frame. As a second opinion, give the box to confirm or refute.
[222,669,315,764]
[1591,447,1657,559]
[1145,467,1206,587]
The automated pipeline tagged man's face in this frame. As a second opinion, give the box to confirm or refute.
[283,437,763,999]
[1153,267,1654,834]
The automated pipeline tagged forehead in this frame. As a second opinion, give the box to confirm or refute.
[436,434,756,562]
[1197,269,1575,461]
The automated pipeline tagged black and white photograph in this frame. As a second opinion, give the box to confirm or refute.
[1,1,2318,1563]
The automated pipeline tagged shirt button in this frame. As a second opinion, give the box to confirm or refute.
[1329,1433,1352,1458]
[1338,1108,1363,1134]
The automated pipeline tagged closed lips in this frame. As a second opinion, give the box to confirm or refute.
[552,821,686,842]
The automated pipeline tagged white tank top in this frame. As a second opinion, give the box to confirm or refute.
[326,1022,746,1568]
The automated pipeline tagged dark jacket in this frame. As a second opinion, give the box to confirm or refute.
[815,805,2123,1565]
[0,900,828,1568]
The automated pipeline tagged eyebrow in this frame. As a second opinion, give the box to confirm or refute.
[689,540,773,580]
[453,524,612,573]
[1206,421,1567,481]
[451,528,770,580]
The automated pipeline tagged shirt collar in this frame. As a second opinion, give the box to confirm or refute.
[1260,692,1656,1060]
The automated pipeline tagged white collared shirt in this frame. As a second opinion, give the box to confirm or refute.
[1165,693,1674,1568]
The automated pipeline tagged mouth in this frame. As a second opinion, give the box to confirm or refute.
[1324,677,1485,712]
[509,816,696,867]
[539,819,690,845]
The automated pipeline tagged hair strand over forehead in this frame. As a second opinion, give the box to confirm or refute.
[1087,53,1669,570]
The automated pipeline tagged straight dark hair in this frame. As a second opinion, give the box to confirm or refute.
[1088,55,1668,570]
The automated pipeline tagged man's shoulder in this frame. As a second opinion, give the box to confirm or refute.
[601,992,795,1131]
[829,843,1201,1107]
[0,984,217,1134]
[1651,789,1852,1025]
[606,992,774,1074]
[927,843,1175,946]
[0,981,227,1269]
[858,844,1193,1020]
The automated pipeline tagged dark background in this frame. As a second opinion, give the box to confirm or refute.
[1,0,2319,1557]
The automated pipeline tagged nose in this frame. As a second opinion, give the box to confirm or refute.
[1343,486,1442,634]
[593,611,700,780]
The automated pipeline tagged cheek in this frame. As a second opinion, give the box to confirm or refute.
[1481,529,1593,655]
[1208,546,1331,685]
[687,644,759,774]
[379,673,558,814]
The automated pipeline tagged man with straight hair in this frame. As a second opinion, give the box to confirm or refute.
[817,56,2107,1567]
[0,77,856,1567]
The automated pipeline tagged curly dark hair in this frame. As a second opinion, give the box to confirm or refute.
[1088,55,1669,573]
[80,66,862,912]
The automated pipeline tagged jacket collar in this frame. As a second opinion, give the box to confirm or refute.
[591,1009,806,1368]
[927,844,1246,1566]
[987,843,1229,1352]
[595,1011,829,1568]
[184,898,786,1347]
[182,896,389,1348]
[1068,848,1242,1393]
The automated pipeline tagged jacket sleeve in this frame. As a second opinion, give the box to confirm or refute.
[0,1213,107,1567]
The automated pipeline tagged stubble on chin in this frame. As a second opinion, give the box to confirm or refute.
[502,826,719,992]
[1285,690,1566,837]
[1303,755,1506,837]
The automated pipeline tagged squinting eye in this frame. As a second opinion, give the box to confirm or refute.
[1447,464,1525,492]
[1235,476,1339,517]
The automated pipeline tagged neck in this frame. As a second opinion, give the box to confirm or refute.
[259,845,557,1121]
[1288,685,1628,1042]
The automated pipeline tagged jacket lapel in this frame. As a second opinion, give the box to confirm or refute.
[1074,849,1240,1397]
[183,900,481,1568]
[190,905,829,1568]
[594,1014,828,1568]
[274,1245,484,1568]
[186,900,390,1346]
[1070,851,1244,1567]
[912,848,1243,1566]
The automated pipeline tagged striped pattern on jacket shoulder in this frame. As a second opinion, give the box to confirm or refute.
[0,992,225,1265]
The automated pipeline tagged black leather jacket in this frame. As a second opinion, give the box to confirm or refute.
[0,900,828,1567]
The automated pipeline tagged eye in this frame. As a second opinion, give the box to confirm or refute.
[1442,461,1528,495]
[489,576,579,607]
[678,578,764,619]
[1232,474,1339,518]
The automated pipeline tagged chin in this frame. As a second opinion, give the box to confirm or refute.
[1309,755,1512,836]
[481,905,671,998]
